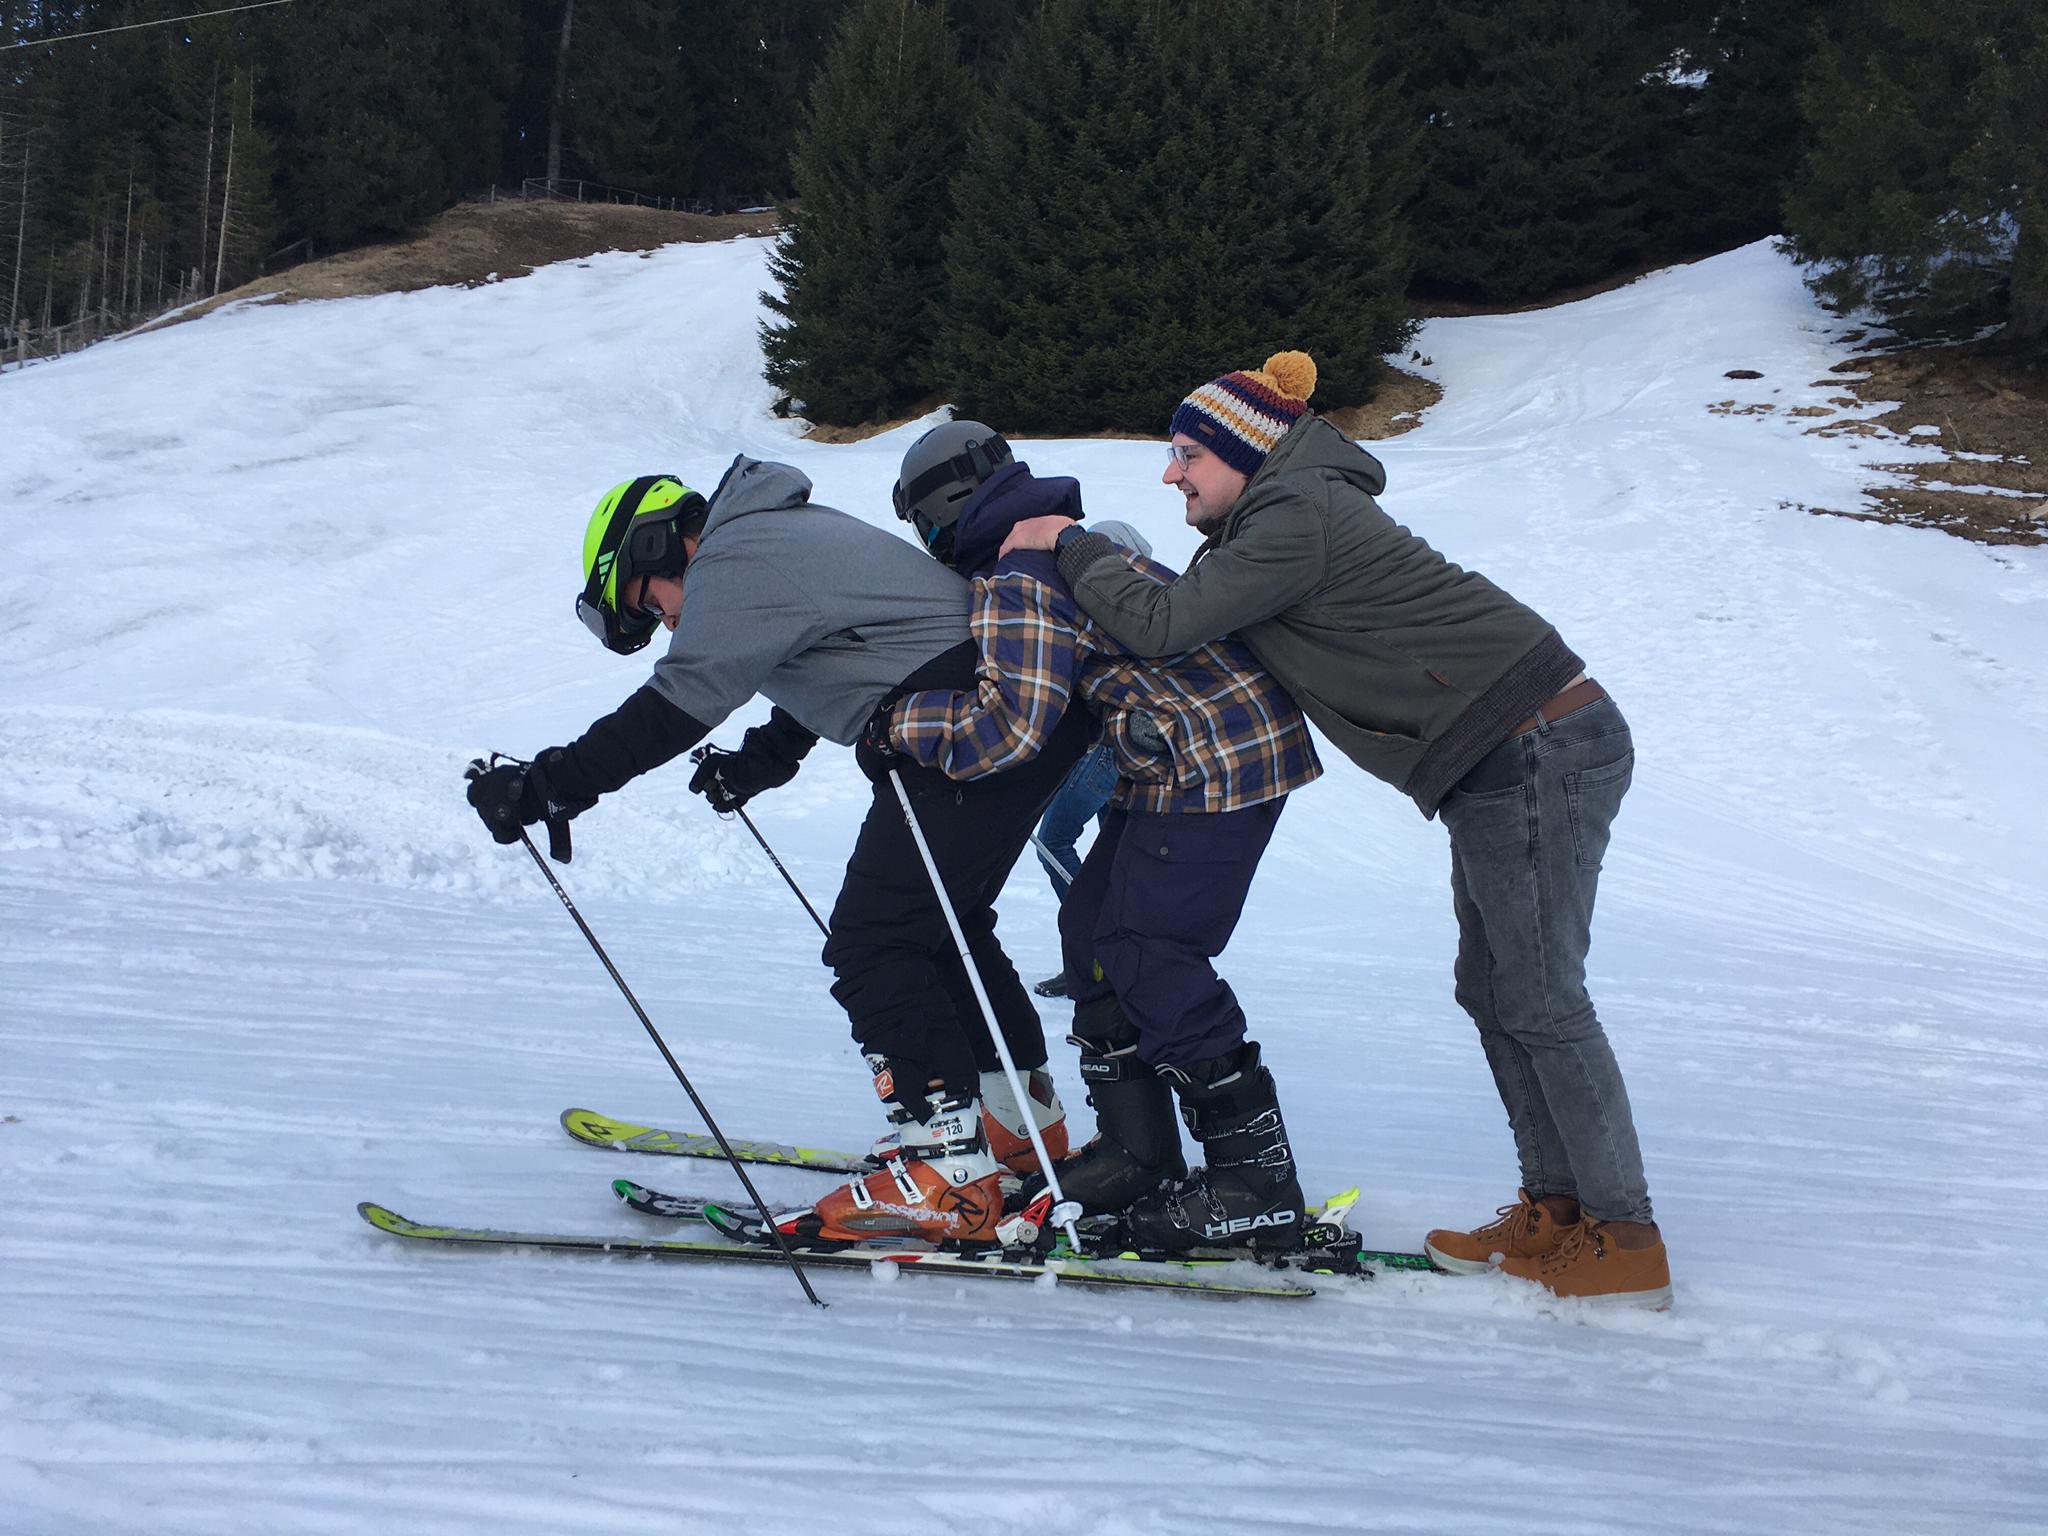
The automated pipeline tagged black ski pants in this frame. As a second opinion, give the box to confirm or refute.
[822,669,1089,1098]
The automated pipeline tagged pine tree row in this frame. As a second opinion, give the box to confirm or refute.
[3,1,2037,373]
[763,0,2043,432]
[0,1,839,349]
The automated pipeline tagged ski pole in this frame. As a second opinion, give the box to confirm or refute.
[511,826,824,1308]
[886,766,1083,1253]
[1029,829,1079,899]
[690,745,829,938]
[469,755,825,1307]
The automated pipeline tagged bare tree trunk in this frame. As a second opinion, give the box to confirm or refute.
[214,101,237,298]
[198,65,218,283]
[547,0,576,190]
[8,126,27,330]
[77,218,92,332]
[120,163,134,319]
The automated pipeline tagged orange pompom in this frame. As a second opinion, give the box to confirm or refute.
[1262,350,1317,401]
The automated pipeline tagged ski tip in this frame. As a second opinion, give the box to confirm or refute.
[561,1107,621,1141]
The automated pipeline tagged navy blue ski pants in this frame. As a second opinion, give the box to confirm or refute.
[1058,799,1286,1069]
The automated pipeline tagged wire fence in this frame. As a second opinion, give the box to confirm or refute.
[496,178,773,216]
[518,176,690,210]
[0,256,294,373]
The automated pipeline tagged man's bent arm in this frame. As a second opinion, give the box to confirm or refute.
[1055,495,1328,658]
[547,686,711,801]
[890,573,1082,780]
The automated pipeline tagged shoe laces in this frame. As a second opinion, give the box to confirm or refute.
[1476,1195,1543,1244]
[1541,1218,1605,1269]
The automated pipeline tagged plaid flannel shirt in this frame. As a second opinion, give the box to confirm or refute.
[890,552,1320,814]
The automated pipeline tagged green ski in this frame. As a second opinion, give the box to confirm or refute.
[560,1107,867,1174]
[358,1201,1314,1299]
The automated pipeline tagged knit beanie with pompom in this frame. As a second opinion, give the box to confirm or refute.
[1168,350,1318,477]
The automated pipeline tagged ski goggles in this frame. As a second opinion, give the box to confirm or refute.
[576,561,661,657]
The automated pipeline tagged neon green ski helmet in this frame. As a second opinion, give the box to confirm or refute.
[575,474,705,654]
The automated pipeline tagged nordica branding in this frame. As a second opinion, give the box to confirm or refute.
[1203,1209,1298,1239]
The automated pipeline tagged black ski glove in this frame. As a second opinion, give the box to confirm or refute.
[465,751,596,857]
[687,707,817,814]
[854,702,904,782]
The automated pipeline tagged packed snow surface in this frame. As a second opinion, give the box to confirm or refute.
[2,238,2043,1535]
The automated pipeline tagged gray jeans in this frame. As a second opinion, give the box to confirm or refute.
[1437,694,1652,1223]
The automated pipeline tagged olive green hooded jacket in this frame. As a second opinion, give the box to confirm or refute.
[1055,414,1582,817]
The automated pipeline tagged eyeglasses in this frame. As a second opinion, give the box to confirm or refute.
[622,575,666,626]
[1167,443,1202,472]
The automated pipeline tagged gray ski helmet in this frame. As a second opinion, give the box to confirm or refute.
[893,420,1012,560]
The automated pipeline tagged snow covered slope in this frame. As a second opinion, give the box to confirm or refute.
[2,237,2043,1535]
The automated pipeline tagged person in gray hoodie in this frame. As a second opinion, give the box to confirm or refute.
[466,457,1086,1248]
[1001,351,1670,1308]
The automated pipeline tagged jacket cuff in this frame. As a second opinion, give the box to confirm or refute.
[755,705,820,764]
[1055,528,1119,586]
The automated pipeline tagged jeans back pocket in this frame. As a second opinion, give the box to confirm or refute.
[1564,752,1633,870]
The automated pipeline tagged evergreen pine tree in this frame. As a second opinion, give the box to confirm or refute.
[685,0,843,210]
[939,0,1416,434]
[1785,0,2046,344]
[560,0,691,196]
[1390,0,1670,301]
[266,1,470,247]
[759,0,974,425]
[440,0,526,198]
[1654,0,1824,255]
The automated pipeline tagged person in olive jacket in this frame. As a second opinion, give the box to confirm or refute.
[1000,351,1670,1308]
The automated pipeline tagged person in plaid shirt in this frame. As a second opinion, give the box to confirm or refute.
[875,421,1321,1253]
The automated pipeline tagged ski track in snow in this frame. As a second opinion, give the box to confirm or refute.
[2,239,2045,1534]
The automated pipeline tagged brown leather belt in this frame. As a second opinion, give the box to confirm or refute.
[1510,677,1607,737]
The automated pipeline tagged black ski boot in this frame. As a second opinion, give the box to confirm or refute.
[1120,1041,1306,1254]
[1035,998,1187,1215]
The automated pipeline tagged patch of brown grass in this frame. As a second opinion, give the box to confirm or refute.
[801,394,950,444]
[1801,339,2048,546]
[140,199,780,331]
[788,368,1440,445]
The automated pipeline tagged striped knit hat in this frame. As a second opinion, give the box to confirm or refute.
[1170,350,1318,477]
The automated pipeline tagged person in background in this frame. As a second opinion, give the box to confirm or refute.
[1028,518,1153,999]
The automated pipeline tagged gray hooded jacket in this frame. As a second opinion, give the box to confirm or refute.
[649,456,971,743]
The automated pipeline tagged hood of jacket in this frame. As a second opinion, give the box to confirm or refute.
[950,461,1084,579]
[1217,415,1387,539]
[700,455,816,536]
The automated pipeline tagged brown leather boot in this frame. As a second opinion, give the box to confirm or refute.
[1499,1218,1673,1309]
[1424,1189,1574,1274]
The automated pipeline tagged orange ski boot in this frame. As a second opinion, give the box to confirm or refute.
[781,1059,1005,1249]
[978,1067,1069,1177]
